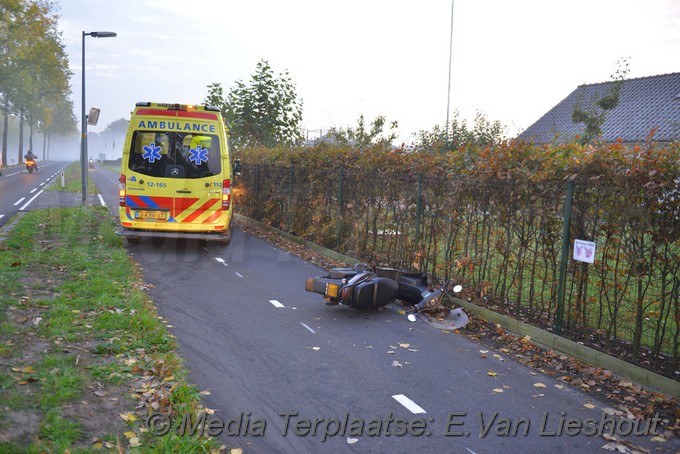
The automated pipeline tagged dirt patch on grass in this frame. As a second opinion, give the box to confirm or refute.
[0,297,133,450]
[0,411,41,445]
[60,383,133,449]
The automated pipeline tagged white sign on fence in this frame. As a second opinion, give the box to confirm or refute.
[573,239,596,264]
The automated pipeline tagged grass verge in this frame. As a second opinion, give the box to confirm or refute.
[0,206,223,452]
[44,161,97,194]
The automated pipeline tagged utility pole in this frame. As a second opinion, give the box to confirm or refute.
[445,0,455,137]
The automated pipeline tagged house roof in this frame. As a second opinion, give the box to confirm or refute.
[518,72,680,144]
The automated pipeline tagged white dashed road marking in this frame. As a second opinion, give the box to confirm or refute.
[392,394,426,414]
[20,191,43,211]
[269,300,284,308]
[300,322,316,334]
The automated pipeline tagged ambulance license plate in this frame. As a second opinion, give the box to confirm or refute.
[135,211,167,220]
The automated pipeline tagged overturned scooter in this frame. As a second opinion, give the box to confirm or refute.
[304,263,463,313]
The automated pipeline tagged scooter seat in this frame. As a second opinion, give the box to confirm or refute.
[351,277,399,309]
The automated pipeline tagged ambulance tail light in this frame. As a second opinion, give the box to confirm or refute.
[222,179,231,210]
[119,174,126,206]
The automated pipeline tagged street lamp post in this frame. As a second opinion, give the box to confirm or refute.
[81,31,116,206]
[445,0,454,140]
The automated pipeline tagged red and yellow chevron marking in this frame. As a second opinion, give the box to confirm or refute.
[126,195,222,223]
[179,198,221,223]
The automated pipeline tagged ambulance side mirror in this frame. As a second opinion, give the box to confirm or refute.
[233,159,242,177]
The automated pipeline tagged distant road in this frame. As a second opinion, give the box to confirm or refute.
[0,161,71,229]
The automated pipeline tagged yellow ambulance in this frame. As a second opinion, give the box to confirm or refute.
[117,102,239,245]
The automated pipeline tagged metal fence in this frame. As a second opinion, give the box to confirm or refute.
[235,164,680,373]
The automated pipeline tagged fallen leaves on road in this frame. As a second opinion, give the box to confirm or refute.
[119,412,137,422]
[601,433,655,453]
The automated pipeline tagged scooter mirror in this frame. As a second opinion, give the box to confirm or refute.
[452,285,463,293]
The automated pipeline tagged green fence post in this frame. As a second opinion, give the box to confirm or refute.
[415,173,423,244]
[555,178,575,334]
[287,165,294,232]
[255,164,261,221]
[336,168,344,250]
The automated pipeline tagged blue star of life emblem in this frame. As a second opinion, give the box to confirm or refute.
[188,145,209,165]
[142,143,162,163]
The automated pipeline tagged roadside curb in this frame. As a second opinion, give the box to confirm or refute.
[235,212,680,399]
[0,211,26,243]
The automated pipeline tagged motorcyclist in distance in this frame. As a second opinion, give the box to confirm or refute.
[24,149,38,171]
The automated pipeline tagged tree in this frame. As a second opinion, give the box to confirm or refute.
[24,15,72,154]
[0,0,74,165]
[42,95,75,159]
[95,118,127,155]
[413,111,506,152]
[225,59,304,148]
[572,58,630,144]
[203,82,228,119]
[0,0,24,167]
[102,118,129,135]
[322,114,399,149]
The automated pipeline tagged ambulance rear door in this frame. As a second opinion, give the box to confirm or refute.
[125,117,223,228]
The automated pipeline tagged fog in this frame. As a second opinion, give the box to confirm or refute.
[2,116,125,165]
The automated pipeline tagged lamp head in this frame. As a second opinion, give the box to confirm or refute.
[88,31,117,38]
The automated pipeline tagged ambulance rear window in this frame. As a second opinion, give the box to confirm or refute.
[127,131,222,178]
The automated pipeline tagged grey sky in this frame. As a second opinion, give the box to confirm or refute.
[57,0,680,145]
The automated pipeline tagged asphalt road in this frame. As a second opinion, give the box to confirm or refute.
[8,163,675,453]
[0,161,72,229]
